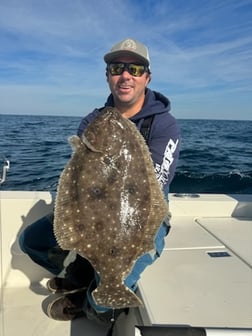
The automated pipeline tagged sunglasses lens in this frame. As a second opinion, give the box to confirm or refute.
[128,64,145,77]
[109,63,125,75]
[109,63,146,77]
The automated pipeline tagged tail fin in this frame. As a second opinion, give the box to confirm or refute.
[92,282,143,309]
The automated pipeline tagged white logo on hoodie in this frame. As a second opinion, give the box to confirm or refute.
[155,138,179,187]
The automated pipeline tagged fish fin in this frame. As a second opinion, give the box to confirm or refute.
[92,283,143,309]
[68,135,82,151]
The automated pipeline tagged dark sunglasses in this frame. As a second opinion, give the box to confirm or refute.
[107,62,149,77]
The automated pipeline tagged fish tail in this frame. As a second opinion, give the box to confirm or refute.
[92,283,143,309]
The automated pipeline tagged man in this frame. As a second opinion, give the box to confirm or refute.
[19,38,180,322]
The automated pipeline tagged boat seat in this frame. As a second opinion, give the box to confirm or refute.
[197,217,252,267]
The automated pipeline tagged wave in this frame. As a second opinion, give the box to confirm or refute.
[3,169,252,195]
[170,170,252,194]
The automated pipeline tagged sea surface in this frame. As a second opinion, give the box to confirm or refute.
[0,114,252,194]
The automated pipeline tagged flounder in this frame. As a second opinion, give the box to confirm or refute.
[53,107,168,309]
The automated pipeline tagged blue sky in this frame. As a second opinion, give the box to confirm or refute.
[0,0,251,120]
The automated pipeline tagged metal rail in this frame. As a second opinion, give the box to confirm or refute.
[0,159,10,185]
[135,326,252,335]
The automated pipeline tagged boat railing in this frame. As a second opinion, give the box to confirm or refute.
[0,158,10,185]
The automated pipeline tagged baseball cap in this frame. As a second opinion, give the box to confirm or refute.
[104,38,150,66]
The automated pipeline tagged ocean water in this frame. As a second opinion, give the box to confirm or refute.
[0,114,252,194]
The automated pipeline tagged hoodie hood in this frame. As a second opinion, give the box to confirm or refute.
[105,88,171,121]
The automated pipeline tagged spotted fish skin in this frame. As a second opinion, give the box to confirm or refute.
[53,107,168,309]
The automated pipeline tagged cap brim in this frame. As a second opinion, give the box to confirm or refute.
[104,50,149,66]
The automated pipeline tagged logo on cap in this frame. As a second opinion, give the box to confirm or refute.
[120,39,137,51]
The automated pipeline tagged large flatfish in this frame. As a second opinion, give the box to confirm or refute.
[53,107,168,309]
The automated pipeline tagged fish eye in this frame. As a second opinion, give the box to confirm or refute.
[89,186,105,199]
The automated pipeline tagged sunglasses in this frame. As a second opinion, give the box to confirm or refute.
[107,62,149,77]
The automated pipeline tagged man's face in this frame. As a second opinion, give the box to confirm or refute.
[106,56,151,110]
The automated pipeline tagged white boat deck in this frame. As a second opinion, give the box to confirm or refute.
[1,191,252,335]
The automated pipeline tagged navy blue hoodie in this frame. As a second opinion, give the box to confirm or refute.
[77,88,180,198]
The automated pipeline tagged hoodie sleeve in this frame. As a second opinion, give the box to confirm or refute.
[148,112,180,199]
